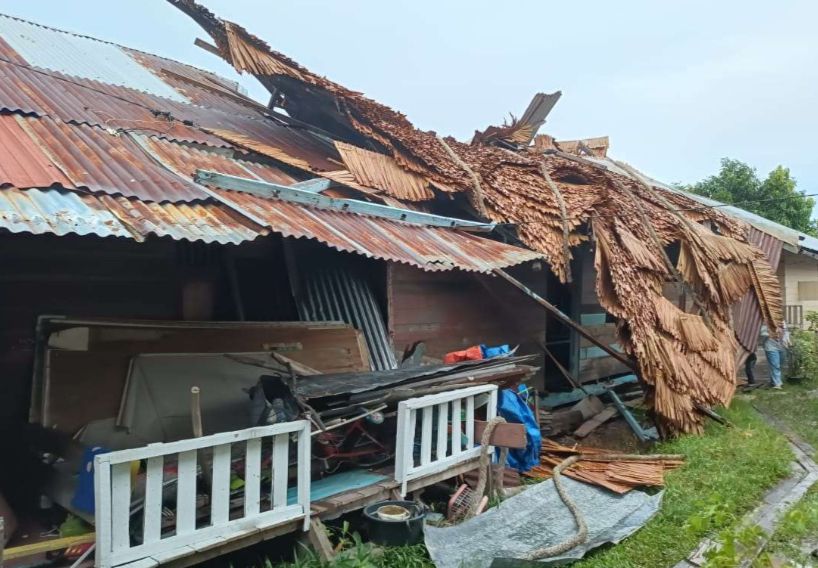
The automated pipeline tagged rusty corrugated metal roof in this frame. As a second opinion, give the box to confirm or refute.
[144,135,297,185]
[734,227,784,353]
[0,185,264,244]
[212,188,542,272]
[0,14,189,102]
[17,115,209,202]
[0,113,73,189]
[0,11,544,275]
[99,194,264,244]
[0,186,131,238]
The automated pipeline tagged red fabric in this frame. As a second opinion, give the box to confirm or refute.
[443,345,484,364]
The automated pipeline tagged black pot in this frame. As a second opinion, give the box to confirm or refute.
[362,500,425,547]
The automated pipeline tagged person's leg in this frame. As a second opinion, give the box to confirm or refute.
[765,348,782,387]
[745,352,757,384]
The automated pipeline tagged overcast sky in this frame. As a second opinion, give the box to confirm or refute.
[4,0,817,212]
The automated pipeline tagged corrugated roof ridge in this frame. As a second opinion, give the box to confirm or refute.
[0,12,242,92]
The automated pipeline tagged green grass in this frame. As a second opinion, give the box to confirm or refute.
[271,399,791,568]
[573,399,792,568]
[751,379,818,452]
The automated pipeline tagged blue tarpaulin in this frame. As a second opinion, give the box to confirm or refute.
[481,344,510,359]
[497,386,541,472]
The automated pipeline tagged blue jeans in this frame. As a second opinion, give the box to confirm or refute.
[765,348,782,387]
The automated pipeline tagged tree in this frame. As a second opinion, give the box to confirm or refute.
[685,158,816,235]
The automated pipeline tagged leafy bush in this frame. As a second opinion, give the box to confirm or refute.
[785,328,818,381]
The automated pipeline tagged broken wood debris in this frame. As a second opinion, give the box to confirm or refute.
[526,439,684,494]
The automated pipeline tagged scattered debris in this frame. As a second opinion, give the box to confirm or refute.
[527,440,685,494]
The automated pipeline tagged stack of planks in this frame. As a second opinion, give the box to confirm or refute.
[525,439,684,494]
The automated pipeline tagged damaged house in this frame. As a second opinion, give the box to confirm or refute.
[0,2,789,566]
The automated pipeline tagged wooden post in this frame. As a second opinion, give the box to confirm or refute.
[494,269,635,369]
[190,387,213,491]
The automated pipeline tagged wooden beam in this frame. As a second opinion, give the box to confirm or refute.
[474,420,527,449]
[194,170,496,232]
[3,533,96,561]
[494,268,635,369]
[194,37,221,56]
[290,178,333,193]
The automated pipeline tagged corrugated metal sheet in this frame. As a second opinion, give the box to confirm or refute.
[144,136,296,185]
[204,125,338,172]
[0,14,188,102]
[99,194,264,245]
[18,116,209,203]
[734,227,784,352]
[0,185,264,244]
[0,186,131,238]
[334,141,434,201]
[0,114,73,189]
[214,188,543,273]
[298,267,398,371]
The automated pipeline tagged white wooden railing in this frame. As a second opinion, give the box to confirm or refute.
[94,421,311,568]
[394,384,498,496]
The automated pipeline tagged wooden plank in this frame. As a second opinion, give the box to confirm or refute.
[94,457,112,568]
[436,401,449,460]
[474,420,527,449]
[579,323,619,348]
[2,533,96,561]
[210,444,231,526]
[244,438,262,516]
[451,399,462,455]
[272,434,289,509]
[574,406,619,438]
[305,518,335,562]
[420,407,433,465]
[176,451,198,535]
[297,423,311,531]
[578,356,631,383]
[465,396,475,449]
[143,456,164,544]
[99,421,309,465]
[494,268,634,369]
[110,462,132,553]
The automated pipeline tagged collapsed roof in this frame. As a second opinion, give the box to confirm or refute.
[0,13,543,273]
[169,0,783,434]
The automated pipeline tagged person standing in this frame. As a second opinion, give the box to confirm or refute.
[760,324,784,389]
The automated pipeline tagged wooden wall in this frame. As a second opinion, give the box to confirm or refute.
[387,263,546,386]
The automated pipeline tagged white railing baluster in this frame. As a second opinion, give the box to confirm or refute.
[95,421,311,568]
[244,438,262,516]
[110,462,132,553]
[297,424,311,531]
[94,458,112,568]
[272,434,289,509]
[143,456,164,544]
[176,450,197,535]
[465,396,475,449]
[393,385,499,497]
[420,407,433,465]
[436,402,449,460]
[210,444,231,526]
[451,399,462,455]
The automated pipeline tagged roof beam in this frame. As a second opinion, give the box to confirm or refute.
[290,178,333,193]
[194,170,496,232]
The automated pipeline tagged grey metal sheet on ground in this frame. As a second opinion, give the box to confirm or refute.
[424,477,663,567]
